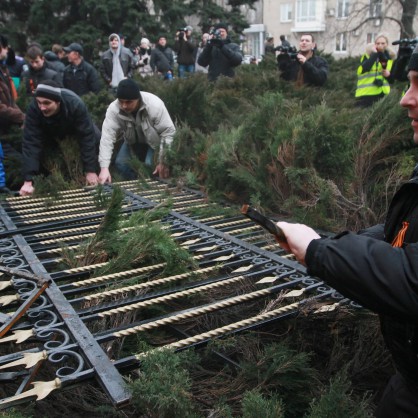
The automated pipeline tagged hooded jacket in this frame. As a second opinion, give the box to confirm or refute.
[99,91,175,168]
[100,34,134,85]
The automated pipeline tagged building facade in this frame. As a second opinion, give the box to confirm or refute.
[242,0,418,59]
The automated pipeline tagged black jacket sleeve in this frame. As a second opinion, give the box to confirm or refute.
[72,101,98,173]
[22,102,47,181]
[302,57,328,86]
[197,44,213,67]
[220,43,242,67]
[360,53,378,73]
[306,232,418,321]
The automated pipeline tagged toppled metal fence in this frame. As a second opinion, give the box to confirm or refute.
[0,179,357,410]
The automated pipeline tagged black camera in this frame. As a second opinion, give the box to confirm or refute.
[177,28,186,39]
[275,45,298,60]
[392,37,418,58]
[209,28,222,40]
[373,78,384,87]
[208,28,223,47]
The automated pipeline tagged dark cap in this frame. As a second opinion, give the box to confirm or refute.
[116,79,141,100]
[408,44,418,72]
[214,23,228,31]
[63,42,83,54]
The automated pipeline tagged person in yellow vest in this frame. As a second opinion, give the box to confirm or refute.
[355,34,396,108]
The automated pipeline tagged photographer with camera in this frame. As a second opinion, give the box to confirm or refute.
[391,37,418,84]
[277,34,328,87]
[174,26,196,79]
[355,34,396,108]
[197,23,242,82]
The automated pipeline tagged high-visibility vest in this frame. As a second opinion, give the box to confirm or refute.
[355,54,393,98]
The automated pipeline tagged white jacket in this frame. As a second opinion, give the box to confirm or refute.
[99,91,175,168]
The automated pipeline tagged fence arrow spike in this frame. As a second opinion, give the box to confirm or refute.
[0,351,47,370]
[0,294,19,307]
[0,281,12,292]
[0,378,61,406]
[284,288,306,298]
[0,329,35,344]
[232,264,253,273]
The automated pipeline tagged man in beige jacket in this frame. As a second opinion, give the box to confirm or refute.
[98,79,175,182]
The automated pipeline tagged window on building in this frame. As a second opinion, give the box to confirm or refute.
[280,3,293,22]
[367,33,377,43]
[337,0,349,18]
[369,0,382,18]
[296,0,316,22]
[335,33,347,52]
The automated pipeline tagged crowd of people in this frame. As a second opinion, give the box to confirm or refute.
[0,24,247,196]
[2,21,418,416]
[1,27,412,198]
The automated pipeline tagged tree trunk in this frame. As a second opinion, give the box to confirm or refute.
[401,0,418,38]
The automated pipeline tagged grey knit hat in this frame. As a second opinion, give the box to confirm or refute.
[35,83,62,102]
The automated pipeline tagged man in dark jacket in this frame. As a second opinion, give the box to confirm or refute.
[275,45,418,417]
[174,26,196,78]
[62,43,101,96]
[197,23,242,81]
[277,33,328,87]
[19,81,99,196]
[150,36,174,79]
[21,45,63,95]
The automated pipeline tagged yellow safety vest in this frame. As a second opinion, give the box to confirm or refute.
[355,54,393,98]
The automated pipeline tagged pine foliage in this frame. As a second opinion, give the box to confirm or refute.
[129,348,199,418]
[239,342,318,418]
[306,371,372,418]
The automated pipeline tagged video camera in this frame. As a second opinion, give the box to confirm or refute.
[274,45,298,60]
[392,37,418,57]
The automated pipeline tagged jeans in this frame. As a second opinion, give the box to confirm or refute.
[178,64,195,79]
[115,141,154,180]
